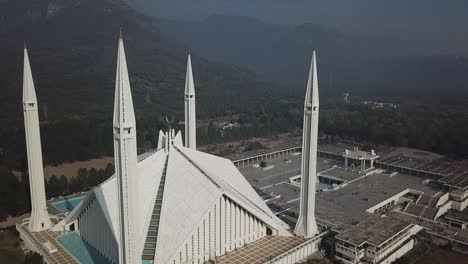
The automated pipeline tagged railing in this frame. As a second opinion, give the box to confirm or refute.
[16,223,55,264]
[232,146,302,168]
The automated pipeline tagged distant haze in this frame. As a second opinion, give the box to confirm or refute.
[131,0,468,56]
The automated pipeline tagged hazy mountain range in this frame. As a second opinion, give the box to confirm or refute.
[0,0,467,167]
[0,0,467,125]
[154,15,468,98]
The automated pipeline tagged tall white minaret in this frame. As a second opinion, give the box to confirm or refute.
[184,54,196,149]
[113,32,139,264]
[22,45,52,232]
[295,50,319,237]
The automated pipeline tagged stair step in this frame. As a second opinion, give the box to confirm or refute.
[146,237,157,242]
[143,249,155,255]
[145,243,156,248]
[142,156,169,260]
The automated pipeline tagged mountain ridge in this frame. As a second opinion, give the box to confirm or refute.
[0,0,302,169]
[0,0,289,121]
[155,14,468,97]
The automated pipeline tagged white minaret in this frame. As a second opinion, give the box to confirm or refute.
[295,50,319,237]
[22,46,52,232]
[113,32,139,264]
[184,54,196,149]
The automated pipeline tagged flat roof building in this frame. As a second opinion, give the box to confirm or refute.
[335,216,422,264]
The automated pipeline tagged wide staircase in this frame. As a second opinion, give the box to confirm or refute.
[142,155,169,263]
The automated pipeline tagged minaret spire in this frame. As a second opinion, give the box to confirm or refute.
[23,45,52,232]
[113,33,139,264]
[295,50,319,237]
[184,53,197,149]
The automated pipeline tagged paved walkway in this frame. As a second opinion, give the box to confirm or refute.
[216,236,307,264]
[18,223,78,264]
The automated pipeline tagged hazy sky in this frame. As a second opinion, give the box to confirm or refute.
[135,0,466,31]
[132,0,468,55]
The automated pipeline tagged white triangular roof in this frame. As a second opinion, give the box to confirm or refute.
[60,135,290,263]
[91,149,166,254]
[154,147,223,263]
[180,147,289,230]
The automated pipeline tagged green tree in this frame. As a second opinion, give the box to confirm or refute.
[59,175,69,194]
[0,167,28,220]
[46,176,61,198]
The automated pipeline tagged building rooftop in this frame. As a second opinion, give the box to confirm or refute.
[446,209,468,224]
[319,144,347,155]
[215,236,308,264]
[379,147,443,160]
[440,172,468,189]
[58,133,290,263]
[240,154,440,232]
[403,202,438,220]
[224,136,302,161]
[377,155,468,190]
[17,223,78,264]
[378,154,468,180]
[319,167,364,182]
[335,215,412,247]
[343,149,379,160]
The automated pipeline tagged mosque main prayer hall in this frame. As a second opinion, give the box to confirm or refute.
[17,33,325,264]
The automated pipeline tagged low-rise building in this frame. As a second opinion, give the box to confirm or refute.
[335,216,422,264]
[343,147,379,172]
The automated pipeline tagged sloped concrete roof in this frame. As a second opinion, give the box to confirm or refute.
[62,132,290,263]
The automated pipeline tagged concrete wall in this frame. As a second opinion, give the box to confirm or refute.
[435,201,453,220]
[335,225,422,264]
[449,187,468,202]
[77,195,118,263]
[336,238,415,264]
[168,195,268,264]
[435,193,450,208]
[366,189,416,214]
[334,256,355,264]
[233,147,301,168]
[379,239,414,264]
[232,147,347,169]
[452,197,468,211]
[336,244,364,263]
[373,225,421,263]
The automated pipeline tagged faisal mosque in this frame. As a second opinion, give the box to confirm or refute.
[17,33,324,264]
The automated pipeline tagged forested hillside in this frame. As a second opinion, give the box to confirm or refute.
[0,0,467,181]
[0,0,296,168]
